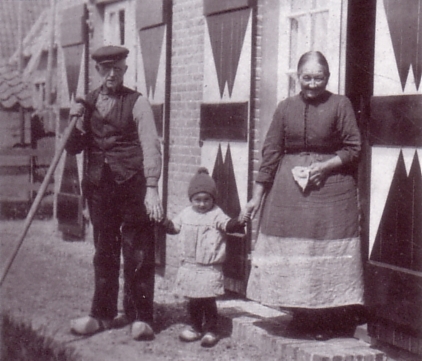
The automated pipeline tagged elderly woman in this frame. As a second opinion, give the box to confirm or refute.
[245,51,365,340]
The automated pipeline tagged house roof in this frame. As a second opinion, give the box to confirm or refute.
[0,0,50,61]
[0,61,32,109]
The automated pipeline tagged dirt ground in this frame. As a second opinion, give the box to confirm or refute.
[0,219,278,361]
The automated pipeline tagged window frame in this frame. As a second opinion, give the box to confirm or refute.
[102,0,138,90]
[277,0,348,100]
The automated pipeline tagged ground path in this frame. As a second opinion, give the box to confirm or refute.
[2,219,416,361]
[0,219,277,361]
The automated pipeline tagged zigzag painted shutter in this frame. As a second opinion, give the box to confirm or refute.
[366,0,422,353]
[201,0,254,295]
[57,4,88,239]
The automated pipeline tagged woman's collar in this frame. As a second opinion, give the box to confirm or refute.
[299,90,330,103]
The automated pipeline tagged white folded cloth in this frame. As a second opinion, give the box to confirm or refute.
[291,166,310,192]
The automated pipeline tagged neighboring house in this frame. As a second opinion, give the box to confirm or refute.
[8,0,422,355]
[0,62,33,148]
[0,0,50,62]
[0,63,33,214]
[9,5,59,129]
[0,0,52,145]
[0,0,55,219]
[0,61,52,218]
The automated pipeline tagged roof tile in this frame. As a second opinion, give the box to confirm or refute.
[0,64,32,109]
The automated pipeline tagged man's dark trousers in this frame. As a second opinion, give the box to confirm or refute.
[85,164,155,324]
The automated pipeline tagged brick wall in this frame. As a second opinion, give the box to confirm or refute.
[164,0,205,279]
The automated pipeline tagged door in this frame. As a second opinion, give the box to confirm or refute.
[102,0,171,264]
[57,3,89,239]
[101,0,171,264]
[365,0,422,355]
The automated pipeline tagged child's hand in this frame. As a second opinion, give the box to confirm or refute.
[160,217,170,226]
[226,216,246,233]
[161,217,180,235]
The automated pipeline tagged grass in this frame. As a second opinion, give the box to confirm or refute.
[1,312,79,361]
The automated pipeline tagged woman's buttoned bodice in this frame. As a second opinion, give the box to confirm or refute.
[257,91,361,184]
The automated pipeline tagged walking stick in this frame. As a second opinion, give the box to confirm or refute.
[0,99,86,287]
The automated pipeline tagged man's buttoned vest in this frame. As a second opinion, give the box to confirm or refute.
[84,86,143,185]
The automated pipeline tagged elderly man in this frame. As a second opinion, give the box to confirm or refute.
[66,45,162,340]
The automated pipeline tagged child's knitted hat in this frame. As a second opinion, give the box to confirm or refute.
[188,167,217,200]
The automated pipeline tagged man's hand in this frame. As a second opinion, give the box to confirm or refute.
[144,187,163,222]
[70,99,86,132]
[70,99,85,117]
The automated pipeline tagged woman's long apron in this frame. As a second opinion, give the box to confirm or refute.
[247,153,364,308]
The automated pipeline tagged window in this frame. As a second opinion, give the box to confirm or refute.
[103,1,137,90]
[34,82,46,110]
[104,9,125,45]
[119,10,125,45]
[287,0,329,96]
[278,0,346,99]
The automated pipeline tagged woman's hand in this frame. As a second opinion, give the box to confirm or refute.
[308,155,343,187]
[241,183,266,221]
[242,199,260,222]
[308,162,328,187]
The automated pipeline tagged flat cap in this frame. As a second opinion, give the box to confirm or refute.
[91,45,129,64]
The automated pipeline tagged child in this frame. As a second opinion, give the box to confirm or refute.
[162,167,245,347]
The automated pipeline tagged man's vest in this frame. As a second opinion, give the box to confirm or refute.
[84,86,143,185]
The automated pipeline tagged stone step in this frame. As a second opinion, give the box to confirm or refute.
[218,299,386,361]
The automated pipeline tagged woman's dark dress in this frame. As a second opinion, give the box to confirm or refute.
[247,91,364,308]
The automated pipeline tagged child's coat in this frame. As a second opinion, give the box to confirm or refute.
[167,204,231,298]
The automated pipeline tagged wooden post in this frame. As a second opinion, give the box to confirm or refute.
[18,0,25,145]
[45,0,56,107]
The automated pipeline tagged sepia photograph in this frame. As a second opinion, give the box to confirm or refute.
[0,0,421,360]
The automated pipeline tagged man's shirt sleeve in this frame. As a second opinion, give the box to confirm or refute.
[133,96,162,186]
